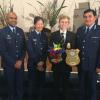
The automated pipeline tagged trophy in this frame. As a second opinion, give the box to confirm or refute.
[66,43,80,66]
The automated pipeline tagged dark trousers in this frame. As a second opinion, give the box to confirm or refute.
[52,61,71,100]
[28,66,45,100]
[4,66,24,100]
[78,69,97,100]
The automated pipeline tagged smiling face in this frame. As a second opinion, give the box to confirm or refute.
[58,15,70,32]
[83,11,97,27]
[6,12,17,27]
[34,19,44,32]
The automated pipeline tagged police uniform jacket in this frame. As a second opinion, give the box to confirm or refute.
[27,30,48,67]
[0,26,26,67]
[76,24,100,70]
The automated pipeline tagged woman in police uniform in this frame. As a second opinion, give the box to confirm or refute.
[27,16,48,100]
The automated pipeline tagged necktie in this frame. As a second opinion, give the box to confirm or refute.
[86,27,89,34]
[12,28,16,34]
[61,33,64,44]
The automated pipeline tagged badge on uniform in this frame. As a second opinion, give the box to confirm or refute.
[33,38,37,45]
[66,43,80,66]
[6,35,12,39]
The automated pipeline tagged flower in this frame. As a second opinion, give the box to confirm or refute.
[48,43,64,64]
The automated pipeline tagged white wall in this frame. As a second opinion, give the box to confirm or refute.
[0,0,100,32]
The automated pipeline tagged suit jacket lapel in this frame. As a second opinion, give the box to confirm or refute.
[65,31,71,42]
[79,26,87,41]
[57,30,62,41]
[7,26,13,33]
[55,30,62,43]
[89,24,96,35]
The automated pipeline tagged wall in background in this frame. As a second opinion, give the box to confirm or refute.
[0,0,100,32]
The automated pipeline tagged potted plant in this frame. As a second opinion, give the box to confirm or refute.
[0,0,13,28]
[37,0,67,28]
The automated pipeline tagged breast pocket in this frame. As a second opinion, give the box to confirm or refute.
[6,35,12,44]
[90,37,100,47]
[91,37,100,42]
[17,33,22,40]
[41,40,48,47]
[32,38,37,46]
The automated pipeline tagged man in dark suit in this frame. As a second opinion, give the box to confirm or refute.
[0,12,26,100]
[76,9,100,100]
[49,15,76,100]
[27,16,48,100]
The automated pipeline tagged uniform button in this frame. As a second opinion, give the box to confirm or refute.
[16,55,18,57]
[16,46,18,48]
[82,57,85,60]
[16,41,18,43]
[41,48,43,50]
[83,40,85,42]
[82,46,84,48]
[16,51,18,53]
[17,33,19,36]
[82,52,84,55]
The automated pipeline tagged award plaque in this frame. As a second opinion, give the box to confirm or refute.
[66,43,80,66]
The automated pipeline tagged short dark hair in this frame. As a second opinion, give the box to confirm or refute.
[83,9,97,16]
[34,16,44,24]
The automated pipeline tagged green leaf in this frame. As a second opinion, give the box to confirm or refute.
[37,1,44,6]
[26,2,34,7]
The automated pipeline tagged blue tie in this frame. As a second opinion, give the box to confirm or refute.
[13,28,16,34]
[86,27,89,34]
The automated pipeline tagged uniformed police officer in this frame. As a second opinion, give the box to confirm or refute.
[76,9,100,100]
[27,16,48,100]
[0,12,26,100]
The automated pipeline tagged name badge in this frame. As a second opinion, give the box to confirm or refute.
[91,37,100,39]
[33,38,37,42]
[33,38,37,45]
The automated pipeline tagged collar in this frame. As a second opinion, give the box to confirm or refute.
[35,30,41,35]
[86,23,95,30]
[60,29,67,34]
[60,29,67,40]
[9,25,16,32]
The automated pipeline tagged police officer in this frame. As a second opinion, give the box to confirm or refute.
[27,16,48,100]
[76,9,100,100]
[0,12,26,100]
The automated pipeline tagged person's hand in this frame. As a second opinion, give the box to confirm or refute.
[37,61,45,71]
[96,68,100,73]
[15,60,22,69]
[70,65,76,67]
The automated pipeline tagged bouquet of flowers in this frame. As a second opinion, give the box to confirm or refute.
[48,43,64,64]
